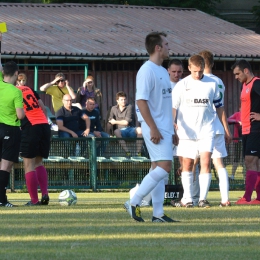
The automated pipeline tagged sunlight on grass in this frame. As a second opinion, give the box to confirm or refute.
[2,231,260,242]
[1,191,259,260]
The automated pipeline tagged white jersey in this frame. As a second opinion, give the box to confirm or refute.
[136,60,174,135]
[172,74,222,139]
[205,73,225,135]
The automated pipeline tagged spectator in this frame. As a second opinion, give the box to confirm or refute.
[40,73,80,112]
[228,108,242,180]
[17,73,58,131]
[17,80,51,206]
[108,91,142,157]
[81,97,110,156]
[55,94,90,138]
[0,60,24,207]
[76,75,102,115]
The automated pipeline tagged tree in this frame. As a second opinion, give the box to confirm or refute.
[252,1,260,27]
[5,0,221,15]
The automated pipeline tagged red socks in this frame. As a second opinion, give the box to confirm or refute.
[36,166,48,196]
[243,170,258,201]
[25,171,39,204]
[255,172,260,200]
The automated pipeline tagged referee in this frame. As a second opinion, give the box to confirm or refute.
[0,59,24,207]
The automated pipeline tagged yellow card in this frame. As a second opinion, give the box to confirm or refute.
[0,22,7,33]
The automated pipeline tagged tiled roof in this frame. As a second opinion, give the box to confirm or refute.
[0,3,260,60]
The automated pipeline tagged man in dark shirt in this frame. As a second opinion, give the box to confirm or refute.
[82,97,109,156]
[108,91,142,157]
[56,94,90,138]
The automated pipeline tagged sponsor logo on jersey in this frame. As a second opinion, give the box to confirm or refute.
[194,99,209,104]
[185,99,209,105]
[162,88,172,94]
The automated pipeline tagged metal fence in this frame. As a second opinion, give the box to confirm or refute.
[10,137,245,191]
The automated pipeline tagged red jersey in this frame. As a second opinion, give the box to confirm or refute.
[17,86,48,126]
[240,77,260,134]
[228,111,241,142]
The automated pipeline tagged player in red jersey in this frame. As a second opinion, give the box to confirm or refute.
[232,60,260,204]
[17,74,51,206]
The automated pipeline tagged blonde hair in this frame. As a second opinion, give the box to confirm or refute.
[188,55,205,68]
[17,73,27,81]
[85,75,96,90]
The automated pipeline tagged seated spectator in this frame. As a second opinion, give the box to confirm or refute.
[17,73,58,131]
[81,97,110,156]
[108,91,142,157]
[40,73,81,112]
[75,75,102,115]
[55,94,90,138]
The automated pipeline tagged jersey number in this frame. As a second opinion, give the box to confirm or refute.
[23,94,39,111]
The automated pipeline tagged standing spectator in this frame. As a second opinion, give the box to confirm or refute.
[40,73,79,112]
[0,61,24,207]
[228,108,242,180]
[108,91,142,157]
[232,60,260,204]
[124,32,179,223]
[17,73,58,131]
[56,94,90,138]
[76,75,102,115]
[17,80,51,206]
[81,97,109,156]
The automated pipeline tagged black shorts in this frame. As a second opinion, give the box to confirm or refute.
[242,132,260,158]
[0,123,21,163]
[20,124,51,159]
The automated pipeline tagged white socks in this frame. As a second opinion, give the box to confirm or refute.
[151,179,165,217]
[218,168,229,203]
[199,173,212,201]
[130,166,168,206]
[181,171,193,204]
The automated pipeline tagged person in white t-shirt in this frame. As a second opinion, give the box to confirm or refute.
[198,50,232,207]
[172,55,230,208]
[124,32,179,223]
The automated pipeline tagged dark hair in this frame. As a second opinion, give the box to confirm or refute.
[168,59,183,68]
[199,50,214,68]
[231,59,252,73]
[188,55,205,68]
[3,61,18,77]
[145,32,167,55]
[116,91,127,100]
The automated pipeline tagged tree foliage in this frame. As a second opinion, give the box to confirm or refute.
[252,1,260,27]
[5,0,222,15]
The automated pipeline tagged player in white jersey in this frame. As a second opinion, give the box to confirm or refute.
[199,50,232,207]
[172,55,230,208]
[129,59,185,208]
[124,32,179,223]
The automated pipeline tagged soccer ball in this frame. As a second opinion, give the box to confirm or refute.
[58,190,77,206]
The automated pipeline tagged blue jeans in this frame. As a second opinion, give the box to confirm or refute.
[90,131,110,156]
[58,130,87,157]
[58,130,85,138]
[120,127,137,138]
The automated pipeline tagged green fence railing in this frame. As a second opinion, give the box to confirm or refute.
[11,137,245,191]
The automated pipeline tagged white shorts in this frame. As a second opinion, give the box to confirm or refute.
[211,134,227,158]
[141,122,173,162]
[176,137,214,159]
